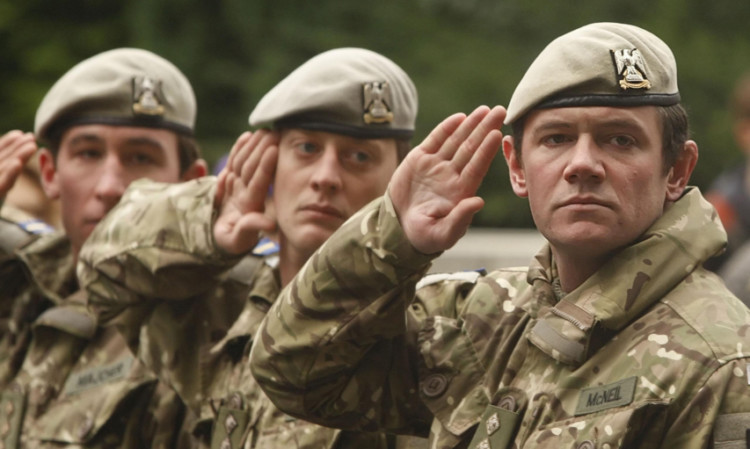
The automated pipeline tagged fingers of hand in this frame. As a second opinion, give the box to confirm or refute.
[443,196,485,244]
[1,131,37,162]
[449,106,506,171]
[415,113,466,156]
[240,131,277,185]
[436,105,491,162]
[462,128,503,185]
[246,144,277,202]
[227,132,253,174]
[0,158,24,195]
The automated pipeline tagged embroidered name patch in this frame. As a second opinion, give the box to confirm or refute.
[575,376,637,416]
[63,355,134,396]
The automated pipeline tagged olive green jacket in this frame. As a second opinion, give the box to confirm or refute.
[250,187,750,449]
[79,177,418,449]
[0,229,183,448]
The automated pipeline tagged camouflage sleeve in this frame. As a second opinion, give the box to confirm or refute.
[250,194,435,435]
[78,176,242,321]
[661,357,750,447]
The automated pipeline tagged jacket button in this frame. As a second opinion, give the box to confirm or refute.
[421,374,448,397]
[578,441,595,449]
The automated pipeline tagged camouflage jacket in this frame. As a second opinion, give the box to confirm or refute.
[79,177,416,449]
[250,187,750,449]
[0,223,184,448]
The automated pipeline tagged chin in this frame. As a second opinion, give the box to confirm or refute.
[291,228,335,252]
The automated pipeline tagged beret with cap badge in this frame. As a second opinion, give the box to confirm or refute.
[34,48,196,144]
[505,22,680,125]
[249,47,418,140]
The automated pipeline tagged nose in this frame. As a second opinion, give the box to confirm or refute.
[310,147,343,193]
[94,155,128,209]
[562,136,605,183]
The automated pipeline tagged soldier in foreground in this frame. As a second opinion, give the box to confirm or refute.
[250,23,750,447]
[0,48,207,447]
[80,48,427,448]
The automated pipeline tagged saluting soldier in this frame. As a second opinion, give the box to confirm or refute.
[0,48,208,448]
[79,48,428,448]
[249,23,750,448]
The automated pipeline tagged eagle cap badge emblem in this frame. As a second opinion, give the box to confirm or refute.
[132,76,165,116]
[362,81,394,124]
[611,48,651,91]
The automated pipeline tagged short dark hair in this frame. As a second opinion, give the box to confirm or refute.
[396,139,412,162]
[177,135,202,174]
[510,103,690,175]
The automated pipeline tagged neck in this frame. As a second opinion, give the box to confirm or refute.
[277,237,313,288]
[551,248,610,294]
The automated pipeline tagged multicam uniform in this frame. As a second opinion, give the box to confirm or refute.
[249,187,750,449]
[0,225,184,448]
[79,177,410,449]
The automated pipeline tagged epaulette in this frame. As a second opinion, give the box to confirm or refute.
[34,296,97,340]
[252,236,279,256]
[416,269,487,290]
[0,218,37,255]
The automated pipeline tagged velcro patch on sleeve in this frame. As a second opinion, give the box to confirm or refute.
[713,412,750,447]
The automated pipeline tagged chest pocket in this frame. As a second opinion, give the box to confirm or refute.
[416,316,489,444]
[523,400,669,449]
[28,327,157,445]
[251,411,340,449]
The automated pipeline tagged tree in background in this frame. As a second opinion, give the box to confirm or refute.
[3,0,750,227]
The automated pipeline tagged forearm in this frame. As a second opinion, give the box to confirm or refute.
[79,177,242,316]
[251,194,435,434]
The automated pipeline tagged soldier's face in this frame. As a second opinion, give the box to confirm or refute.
[40,124,187,257]
[273,129,398,259]
[504,106,691,262]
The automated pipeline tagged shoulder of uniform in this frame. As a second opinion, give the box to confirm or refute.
[416,269,487,290]
[665,270,750,361]
[0,217,39,254]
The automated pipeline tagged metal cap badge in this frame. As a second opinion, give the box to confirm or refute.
[132,76,166,116]
[505,22,680,124]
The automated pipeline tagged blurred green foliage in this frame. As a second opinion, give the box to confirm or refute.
[2,0,749,228]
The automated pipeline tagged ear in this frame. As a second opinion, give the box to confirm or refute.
[38,148,60,199]
[502,135,528,198]
[665,140,698,202]
[180,159,208,181]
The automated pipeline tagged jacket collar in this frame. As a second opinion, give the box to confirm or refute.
[524,187,726,366]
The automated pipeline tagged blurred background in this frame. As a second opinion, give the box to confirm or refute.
[3,0,750,231]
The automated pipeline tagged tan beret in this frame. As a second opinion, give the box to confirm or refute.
[249,48,417,139]
[506,22,680,124]
[35,48,196,143]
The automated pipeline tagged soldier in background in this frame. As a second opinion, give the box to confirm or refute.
[0,48,207,448]
[79,48,427,448]
[0,131,38,255]
[705,72,750,272]
[250,23,750,447]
